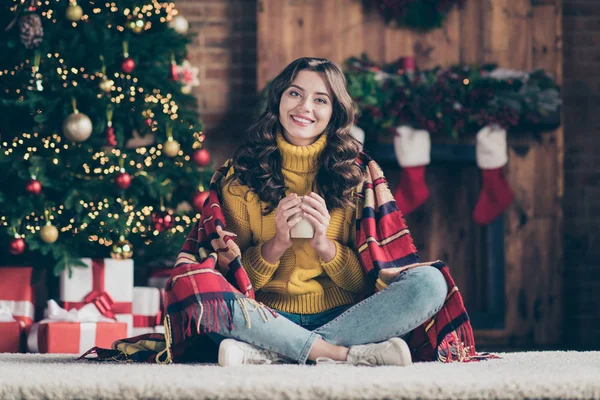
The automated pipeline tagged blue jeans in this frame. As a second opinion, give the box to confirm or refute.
[208,266,448,364]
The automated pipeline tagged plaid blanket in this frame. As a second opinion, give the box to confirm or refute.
[80,153,496,364]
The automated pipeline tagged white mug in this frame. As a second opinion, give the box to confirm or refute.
[289,197,315,239]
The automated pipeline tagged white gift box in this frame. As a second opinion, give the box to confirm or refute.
[148,269,171,290]
[60,258,134,336]
[132,325,165,336]
[132,287,164,337]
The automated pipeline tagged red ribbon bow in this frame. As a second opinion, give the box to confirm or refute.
[62,259,132,318]
[83,290,116,319]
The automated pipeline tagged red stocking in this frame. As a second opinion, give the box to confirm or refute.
[393,126,431,215]
[393,166,429,215]
[472,167,514,225]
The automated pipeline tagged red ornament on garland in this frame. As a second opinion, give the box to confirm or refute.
[192,191,209,211]
[151,209,175,231]
[122,57,136,74]
[9,237,25,255]
[25,178,42,195]
[192,149,211,167]
[115,171,132,189]
[105,126,117,148]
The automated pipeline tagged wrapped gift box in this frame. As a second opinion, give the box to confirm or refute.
[132,325,165,336]
[148,268,171,290]
[28,321,127,354]
[0,322,24,353]
[0,267,34,327]
[132,287,164,336]
[60,258,133,336]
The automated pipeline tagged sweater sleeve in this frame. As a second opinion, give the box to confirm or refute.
[320,240,367,294]
[320,196,367,294]
[221,181,279,290]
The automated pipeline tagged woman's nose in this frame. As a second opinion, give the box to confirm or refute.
[296,97,311,113]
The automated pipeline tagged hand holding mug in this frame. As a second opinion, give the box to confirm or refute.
[298,192,331,252]
[274,193,304,248]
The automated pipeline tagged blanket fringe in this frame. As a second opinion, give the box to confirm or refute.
[437,323,473,362]
[236,297,277,329]
[156,314,173,364]
[171,296,276,341]
[437,323,499,362]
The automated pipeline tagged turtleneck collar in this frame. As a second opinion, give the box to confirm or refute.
[276,132,327,173]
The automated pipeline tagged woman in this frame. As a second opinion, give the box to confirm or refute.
[209,57,449,366]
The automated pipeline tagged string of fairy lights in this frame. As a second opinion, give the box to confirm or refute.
[1,0,208,257]
[11,0,178,30]
[1,128,204,240]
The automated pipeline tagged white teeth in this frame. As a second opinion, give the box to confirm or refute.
[292,116,312,124]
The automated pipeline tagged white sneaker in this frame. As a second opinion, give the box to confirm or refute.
[316,337,413,366]
[218,338,292,366]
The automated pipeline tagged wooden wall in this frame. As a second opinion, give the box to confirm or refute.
[258,0,563,348]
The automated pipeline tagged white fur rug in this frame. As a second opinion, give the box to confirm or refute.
[1,351,599,399]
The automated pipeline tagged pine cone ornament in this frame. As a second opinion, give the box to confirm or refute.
[19,13,44,50]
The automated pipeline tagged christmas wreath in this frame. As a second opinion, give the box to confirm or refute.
[368,0,462,31]
[344,55,561,142]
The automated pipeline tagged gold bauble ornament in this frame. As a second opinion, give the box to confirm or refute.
[163,138,180,157]
[40,224,59,244]
[110,238,133,260]
[181,85,192,94]
[99,77,114,93]
[62,111,93,142]
[66,4,83,21]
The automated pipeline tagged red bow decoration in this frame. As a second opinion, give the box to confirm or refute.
[83,290,116,319]
[62,259,132,317]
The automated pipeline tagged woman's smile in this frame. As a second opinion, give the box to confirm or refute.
[290,115,314,126]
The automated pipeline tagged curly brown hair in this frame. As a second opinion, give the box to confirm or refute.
[227,57,364,215]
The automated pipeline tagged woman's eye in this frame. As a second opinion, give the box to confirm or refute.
[316,98,327,104]
[289,90,300,97]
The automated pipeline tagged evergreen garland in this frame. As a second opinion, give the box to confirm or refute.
[368,0,462,32]
[345,55,562,142]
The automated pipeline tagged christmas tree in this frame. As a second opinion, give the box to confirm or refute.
[0,1,212,274]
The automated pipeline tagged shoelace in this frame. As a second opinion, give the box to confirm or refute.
[352,356,379,366]
[316,351,384,366]
[246,349,288,365]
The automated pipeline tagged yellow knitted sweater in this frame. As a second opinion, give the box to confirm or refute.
[220,133,366,314]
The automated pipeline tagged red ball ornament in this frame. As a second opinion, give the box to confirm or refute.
[122,57,136,74]
[145,118,153,127]
[192,149,211,167]
[9,237,25,255]
[192,191,209,211]
[151,209,175,232]
[115,172,132,189]
[25,179,42,195]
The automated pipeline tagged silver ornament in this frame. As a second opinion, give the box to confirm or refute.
[62,112,93,142]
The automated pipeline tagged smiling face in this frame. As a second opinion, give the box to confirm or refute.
[278,70,334,146]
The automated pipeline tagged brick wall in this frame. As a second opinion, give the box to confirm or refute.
[562,0,600,349]
[178,0,258,166]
